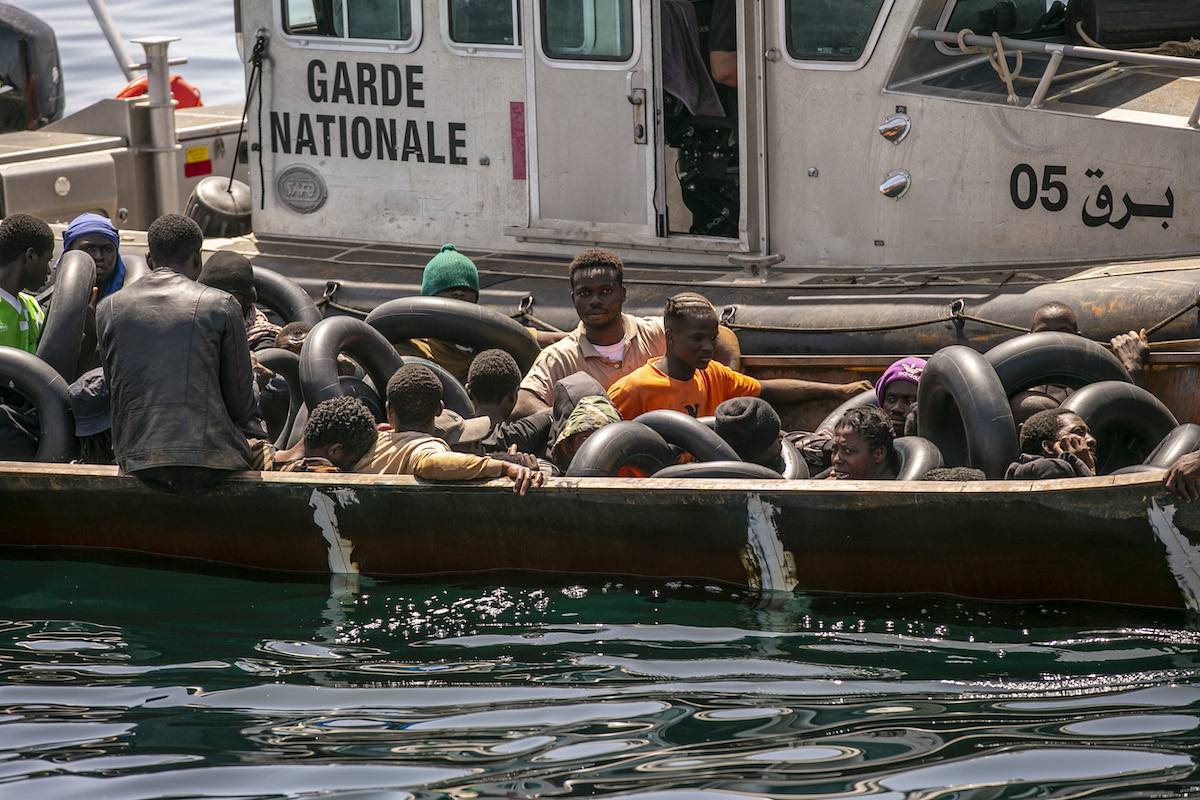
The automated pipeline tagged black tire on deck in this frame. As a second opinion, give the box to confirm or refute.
[894,436,944,481]
[1061,381,1178,473]
[36,250,95,383]
[983,331,1130,396]
[253,266,322,326]
[0,348,75,463]
[634,409,740,462]
[566,422,674,478]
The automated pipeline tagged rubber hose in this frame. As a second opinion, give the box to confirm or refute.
[984,331,1130,396]
[299,317,402,418]
[254,347,301,449]
[634,409,740,462]
[0,349,75,462]
[365,296,540,372]
[894,436,945,481]
[254,266,322,326]
[653,461,784,480]
[397,355,474,418]
[1061,381,1178,473]
[917,345,1017,479]
[37,250,95,383]
[1145,423,1200,469]
[565,422,674,478]
[779,438,809,479]
[816,388,879,434]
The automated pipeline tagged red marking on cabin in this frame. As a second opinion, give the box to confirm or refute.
[184,160,213,178]
[510,101,526,181]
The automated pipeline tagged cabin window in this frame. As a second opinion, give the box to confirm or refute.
[783,0,886,62]
[942,0,1065,40]
[448,0,520,46]
[541,0,634,62]
[283,0,415,43]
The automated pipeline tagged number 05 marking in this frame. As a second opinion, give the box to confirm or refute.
[1010,164,1069,212]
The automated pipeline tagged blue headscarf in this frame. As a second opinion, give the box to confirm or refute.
[62,213,126,299]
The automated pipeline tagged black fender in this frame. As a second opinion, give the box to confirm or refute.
[0,349,75,462]
[779,438,809,479]
[634,410,739,462]
[37,250,95,382]
[1145,424,1200,469]
[1061,381,1178,473]
[984,331,1130,396]
[895,436,944,481]
[254,347,301,449]
[917,345,1017,479]
[299,317,402,419]
[365,296,540,372]
[397,356,474,418]
[565,422,674,478]
[816,388,878,434]
[653,461,784,480]
[254,266,322,326]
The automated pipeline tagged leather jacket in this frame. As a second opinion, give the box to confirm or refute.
[97,267,265,473]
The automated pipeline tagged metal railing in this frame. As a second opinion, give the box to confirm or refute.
[910,27,1200,125]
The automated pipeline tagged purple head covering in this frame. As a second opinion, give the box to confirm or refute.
[875,356,927,403]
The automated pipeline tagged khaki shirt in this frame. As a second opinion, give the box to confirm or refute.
[519,314,666,405]
[356,430,504,480]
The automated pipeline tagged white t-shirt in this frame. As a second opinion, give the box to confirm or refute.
[591,340,627,363]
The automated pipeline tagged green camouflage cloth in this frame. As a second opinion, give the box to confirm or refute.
[551,395,621,453]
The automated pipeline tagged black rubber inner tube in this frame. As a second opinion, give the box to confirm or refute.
[123,253,150,285]
[1145,423,1200,469]
[397,356,474,418]
[299,317,403,420]
[1061,381,1178,473]
[37,250,95,383]
[816,388,878,434]
[653,461,784,480]
[894,436,945,481]
[634,410,740,462]
[566,422,674,478]
[255,348,301,449]
[365,296,540,372]
[254,266,322,326]
[779,438,809,479]
[984,331,1131,396]
[917,345,1017,479]
[0,348,75,462]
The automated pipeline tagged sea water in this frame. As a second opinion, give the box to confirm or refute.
[1,557,1199,797]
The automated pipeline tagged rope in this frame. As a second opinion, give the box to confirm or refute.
[512,311,565,333]
[1146,295,1200,339]
[723,302,1031,336]
[253,34,267,211]
[313,297,369,318]
[229,31,268,205]
[955,28,1022,104]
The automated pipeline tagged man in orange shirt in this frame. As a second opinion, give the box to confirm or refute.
[608,293,870,419]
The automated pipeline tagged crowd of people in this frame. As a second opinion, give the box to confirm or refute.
[1,208,1198,498]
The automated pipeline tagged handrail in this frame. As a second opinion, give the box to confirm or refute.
[910,26,1200,124]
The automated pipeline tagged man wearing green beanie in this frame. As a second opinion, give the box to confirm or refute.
[397,244,563,382]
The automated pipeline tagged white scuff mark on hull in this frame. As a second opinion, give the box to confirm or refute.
[310,488,359,575]
[744,494,797,593]
[1148,498,1200,613]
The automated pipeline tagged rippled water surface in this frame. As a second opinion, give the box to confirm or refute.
[2,559,1200,798]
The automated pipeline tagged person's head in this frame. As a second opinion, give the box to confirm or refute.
[550,395,620,470]
[64,213,121,292]
[1030,302,1079,335]
[569,248,626,332]
[276,321,313,354]
[67,367,114,465]
[385,364,444,431]
[147,214,204,279]
[466,348,522,418]
[922,467,987,481]
[715,396,782,467]
[302,396,378,470]
[421,244,479,303]
[198,251,256,318]
[1019,408,1096,461]
[1010,390,1060,426]
[875,357,925,433]
[831,406,896,480]
[664,292,719,372]
[0,214,54,291]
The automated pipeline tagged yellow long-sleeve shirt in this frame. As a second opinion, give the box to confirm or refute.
[356,431,504,480]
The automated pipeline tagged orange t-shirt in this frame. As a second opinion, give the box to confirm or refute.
[608,358,762,419]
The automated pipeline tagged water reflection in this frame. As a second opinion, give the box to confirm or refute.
[0,558,1198,797]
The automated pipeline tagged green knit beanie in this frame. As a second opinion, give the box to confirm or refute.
[421,244,479,297]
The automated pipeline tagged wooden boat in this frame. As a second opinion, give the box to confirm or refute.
[4,461,1199,611]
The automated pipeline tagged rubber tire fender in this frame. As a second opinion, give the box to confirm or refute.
[566,421,674,478]
[816,388,879,434]
[253,266,322,326]
[634,409,740,462]
[984,331,1130,396]
[917,345,1017,479]
[653,461,784,480]
[1145,423,1200,469]
[397,355,474,418]
[779,438,809,479]
[0,348,75,462]
[299,317,403,419]
[254,347,301,449]
[37,250,95,383]
[1060,381,1178,473]
[365,296,540,372]
[894,436,945,481]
